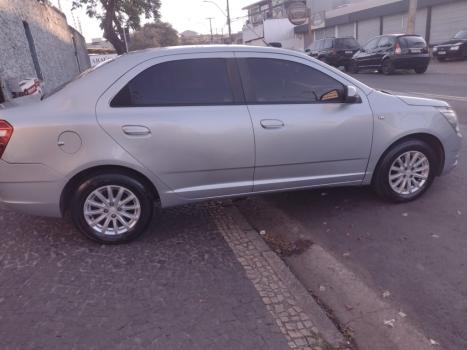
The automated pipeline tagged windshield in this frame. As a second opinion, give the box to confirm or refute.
[41,57,118,100]
[454,30,467,39]
[335,38,360,49]
[399,36,426,48]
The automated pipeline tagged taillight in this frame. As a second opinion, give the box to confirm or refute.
[0,120,14,159]
[395,43,402,55]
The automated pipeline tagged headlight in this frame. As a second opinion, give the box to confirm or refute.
[433,47,438,52]
[438,107,461,135]
[450,45,460,50]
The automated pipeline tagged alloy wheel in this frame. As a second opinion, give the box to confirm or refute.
[388,151,430,195]
[83,185,141,236]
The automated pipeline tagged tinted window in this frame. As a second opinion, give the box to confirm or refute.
[398,36,426,48]
[335,38,360,49]
[111,58,234,107]
[454,30,467,39]
[238,58,345,104]
[323,39,333,49]
[363,37,380,51]
[377,36,396,48]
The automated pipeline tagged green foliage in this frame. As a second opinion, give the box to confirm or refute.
[129,22,179,50]
[72,0,161,54]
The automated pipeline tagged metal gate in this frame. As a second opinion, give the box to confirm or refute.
[431,1,467,43]
[357,18,380,45]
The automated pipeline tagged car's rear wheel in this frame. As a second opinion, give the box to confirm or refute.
[372,139,438,202]
[71,174,154,244]
[414,66,428,74]
[381,59,395,75]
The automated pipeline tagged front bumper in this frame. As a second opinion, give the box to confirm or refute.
[0,160,64,217]
[433,48,464,59]
[441,132,462,175]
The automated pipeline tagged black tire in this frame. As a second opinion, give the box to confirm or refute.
[414,66,428,74]
[372,139,438,203]
[71,173,154,244]
[381,59,395,75]
[348,60,359,73]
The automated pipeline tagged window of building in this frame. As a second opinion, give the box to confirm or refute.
[111,58,235,107]
[238,58,345,104]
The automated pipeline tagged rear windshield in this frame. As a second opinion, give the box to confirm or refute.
[454,30,467,39]
[334,38,360,49]
[398,36,426,48]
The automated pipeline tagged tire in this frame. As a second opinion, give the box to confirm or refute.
[414,66,428,74]
[372,139,438,203]
[381,59,395,75]
[71,173,154,244]
[348,60,359,73]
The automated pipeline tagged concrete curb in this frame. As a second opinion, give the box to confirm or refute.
[215,203,349,350]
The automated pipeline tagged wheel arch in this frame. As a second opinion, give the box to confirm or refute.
[60,165,160,215]
[372,132,445,184]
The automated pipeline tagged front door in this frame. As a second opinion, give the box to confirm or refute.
[235,53,373,192]
[356,37,381,68]
[96,53,255,199]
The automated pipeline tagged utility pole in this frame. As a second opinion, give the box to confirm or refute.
[207,18,214,43]
[407,0,418,34]
[226,0,232,43]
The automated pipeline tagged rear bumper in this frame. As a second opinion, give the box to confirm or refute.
[391,55,430,69]
[0,160,63,217]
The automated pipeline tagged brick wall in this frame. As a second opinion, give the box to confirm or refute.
[0,0,91,100]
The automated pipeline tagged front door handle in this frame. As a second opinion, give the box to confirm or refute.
[260,119,285,129]
[122,125,151,136]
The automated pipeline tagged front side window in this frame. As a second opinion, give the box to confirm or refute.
[454,30,467,40]
[111,58,235,107]
[238,58,345,104]
[363,37,380,51]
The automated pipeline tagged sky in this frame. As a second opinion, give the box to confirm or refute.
[53,0,253,42]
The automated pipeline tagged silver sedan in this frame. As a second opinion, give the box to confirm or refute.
[0,45,462,243]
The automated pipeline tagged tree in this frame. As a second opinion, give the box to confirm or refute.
[72,0,161,54]
[129,22,179,50]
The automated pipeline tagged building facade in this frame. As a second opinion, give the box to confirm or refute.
[242,0,467,50]
[0,0,90,103]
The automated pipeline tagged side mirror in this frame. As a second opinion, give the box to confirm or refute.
[345,86,361,103]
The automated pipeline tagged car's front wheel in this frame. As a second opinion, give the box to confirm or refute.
[71,173,154,244]
[372,139,438,202]
[381,59,395,75]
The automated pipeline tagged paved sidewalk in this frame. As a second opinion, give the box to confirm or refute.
[0,204,288,350]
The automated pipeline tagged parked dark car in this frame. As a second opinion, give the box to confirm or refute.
[305,37,360,71]
[349,34,430,75]
[432,29,467,61]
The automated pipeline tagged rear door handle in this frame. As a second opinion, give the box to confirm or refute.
[122,125,151,136]
[260,119,284,129]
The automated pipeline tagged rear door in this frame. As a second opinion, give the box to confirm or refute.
[236,53,373,192]
[96,53,255,199]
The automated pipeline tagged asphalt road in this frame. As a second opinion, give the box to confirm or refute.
[242,60,467,349]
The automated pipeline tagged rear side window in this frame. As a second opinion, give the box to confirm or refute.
[323,39,333,49]
[335,38,360,49]
[111,58,235,107]
[238,58,345,104]
[398,36,426,48]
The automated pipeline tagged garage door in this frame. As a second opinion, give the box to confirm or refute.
[431,1,467,44]
[325,26,336,38]
[337,23,355,38]
[357,18,380,45]
[314,28,326,40]
[382,9,427,37]
[383,14,404,34]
